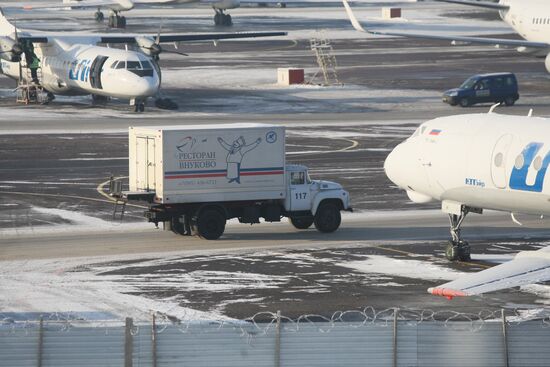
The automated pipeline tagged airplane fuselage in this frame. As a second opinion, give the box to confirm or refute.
[384,113,550,216]
[0,40,160,100]
[497,0,550,44]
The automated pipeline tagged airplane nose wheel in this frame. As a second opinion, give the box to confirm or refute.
[214,10,232,26]
[134,102,145,113]
[108,14,126,28]
[445,211,471,262]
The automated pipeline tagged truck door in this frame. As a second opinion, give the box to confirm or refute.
[136,136,156,191]
[89,55,109,89]
[289,170,311,211]
[491,134,513,189]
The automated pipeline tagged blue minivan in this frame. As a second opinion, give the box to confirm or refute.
[442,73,519,107]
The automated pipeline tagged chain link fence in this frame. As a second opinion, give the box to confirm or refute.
[2,307,550,367]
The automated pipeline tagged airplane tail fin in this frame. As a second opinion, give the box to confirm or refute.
[0,8,16,36]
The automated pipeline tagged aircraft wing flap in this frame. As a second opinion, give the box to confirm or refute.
[433,0,510,10]
[429,251,550,298]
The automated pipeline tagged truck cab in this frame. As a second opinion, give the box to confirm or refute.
[284,164,352,232]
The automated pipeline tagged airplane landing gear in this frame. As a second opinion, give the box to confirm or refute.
[132,99,146,113]
[214,10,232,26]
[108,12,126,28]
[445,208,471,262]
[95,10,104,22]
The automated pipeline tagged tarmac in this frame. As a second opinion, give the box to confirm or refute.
[1,2,550,320]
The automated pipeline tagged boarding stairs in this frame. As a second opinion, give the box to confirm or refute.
[309,36,341,86]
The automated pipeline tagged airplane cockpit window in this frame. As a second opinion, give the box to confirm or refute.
[127,61,141,70]
[111,61,119,69]
[116,61,126,69]
[126,60,154,77]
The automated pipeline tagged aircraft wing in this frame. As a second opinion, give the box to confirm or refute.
[16,31,286,44]
[342,0,550,49]
[428,248,550,298]
[433,0,509,10]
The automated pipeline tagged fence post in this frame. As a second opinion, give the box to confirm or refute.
[125,317,134,367]
[501,309,509,367]
[275,311,281,367]
[37,317,43,367]
[152,314,157,367]
[393,308,399,367]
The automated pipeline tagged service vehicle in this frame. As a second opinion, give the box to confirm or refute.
[442,73,519,107]
[110,123,352,239]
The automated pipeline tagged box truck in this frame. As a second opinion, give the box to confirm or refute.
[111,123,352,239]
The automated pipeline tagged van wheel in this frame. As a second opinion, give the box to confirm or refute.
[290,216,314,229]
[193,209,226,240]
[504,97,515,106]
[314,203,341,233]
[459,98,470,107]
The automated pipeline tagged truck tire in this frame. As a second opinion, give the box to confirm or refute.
[171,216,188,236]
[459,98,470,107]
[290,216,314,229]
[314,202,341,233]
[193,209,226,240]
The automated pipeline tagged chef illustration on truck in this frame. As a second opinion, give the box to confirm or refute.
[217,136,262,184]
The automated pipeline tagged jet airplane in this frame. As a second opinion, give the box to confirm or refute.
[384,110,550,297]
[21,0,285,28]
[343,0,550,74]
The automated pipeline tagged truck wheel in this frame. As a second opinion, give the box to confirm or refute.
[193,209,226,240]
[171,216,188,236]
[290,216,314,229]
[504,96,515,106]
[459,98,470,107]
[314,203,341,233]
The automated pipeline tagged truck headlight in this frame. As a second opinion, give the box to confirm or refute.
[447,91,458,97]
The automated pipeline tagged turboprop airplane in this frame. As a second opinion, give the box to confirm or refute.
[383,109,550,297]
[342,0,550,74]
[20,0,284,28]
[0,8,285,111]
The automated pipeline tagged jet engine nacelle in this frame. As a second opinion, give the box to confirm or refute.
[135,36,161,57]
[0,37,22,62]
[545,53,550,74]
[212,0,240,10]
[406,190,433,204]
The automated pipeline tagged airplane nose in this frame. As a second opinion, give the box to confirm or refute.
[384,144,402,186]
[132,77,159,98]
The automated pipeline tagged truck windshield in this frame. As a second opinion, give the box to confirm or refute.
[460,77,478,89]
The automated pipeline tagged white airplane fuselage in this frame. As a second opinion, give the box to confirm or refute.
[0,40,160,99]
[384,113,550,216]
[499,0,550,44]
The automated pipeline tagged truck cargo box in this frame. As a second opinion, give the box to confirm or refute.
[128,123,286,204]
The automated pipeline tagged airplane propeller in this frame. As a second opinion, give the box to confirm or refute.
[140,21,188,61]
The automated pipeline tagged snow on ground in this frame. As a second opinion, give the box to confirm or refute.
[338,254,464,281]
[0,256,230,321]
